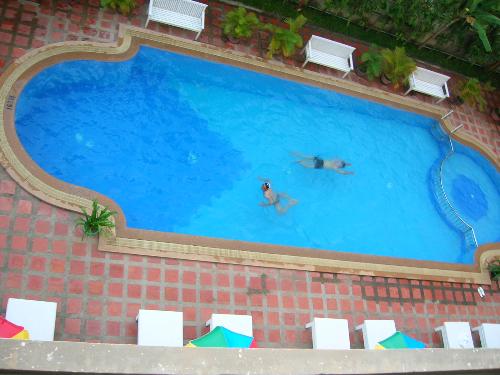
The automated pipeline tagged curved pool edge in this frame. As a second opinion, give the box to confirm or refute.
[1,24,499,284]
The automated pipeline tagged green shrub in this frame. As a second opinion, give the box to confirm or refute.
[265,15,307,58]
[487,259,500,281]
[222,7,261,40]
[457,78,487,112]
[360,46,383,80]
[100,0,137,16]
[75,199,116,239]
[381,47,416,88]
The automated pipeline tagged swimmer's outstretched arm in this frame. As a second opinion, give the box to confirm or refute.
[258,177,272,183]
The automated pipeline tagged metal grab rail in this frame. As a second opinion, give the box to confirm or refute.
[431,123,478,249]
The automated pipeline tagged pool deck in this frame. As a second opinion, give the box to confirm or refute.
[0,0,499,349]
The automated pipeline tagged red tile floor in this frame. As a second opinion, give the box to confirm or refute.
[0,0,499,348]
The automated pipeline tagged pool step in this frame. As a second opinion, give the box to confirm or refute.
[429,129,478,252]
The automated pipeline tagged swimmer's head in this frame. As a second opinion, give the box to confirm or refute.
[261,182,270,192]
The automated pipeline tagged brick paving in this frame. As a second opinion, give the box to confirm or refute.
[0,0,499,348]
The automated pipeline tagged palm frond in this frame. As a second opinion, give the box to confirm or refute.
[75,199,116,239]
[473,22,492,51]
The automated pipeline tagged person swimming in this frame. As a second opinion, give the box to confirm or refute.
[259,179,298,214]
[294,153,354,175]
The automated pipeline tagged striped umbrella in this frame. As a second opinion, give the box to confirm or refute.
[186,326,257,348]
[0,316,29,340]
[375,331,426,349]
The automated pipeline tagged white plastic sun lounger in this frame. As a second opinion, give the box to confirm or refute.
[355,320,396,349]
[306,318,350,349]
[137,309,183,347]
[206,313,253,337]
[145,0,208,40]
[6,298,57,341]
[404,67,450,103]
[302,35,356,78]
[435,322,474,349]
[472,323,500,348]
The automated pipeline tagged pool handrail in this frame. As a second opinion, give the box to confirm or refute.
[434,123,478,249]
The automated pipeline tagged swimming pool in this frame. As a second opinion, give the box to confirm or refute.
[13,45,500,265]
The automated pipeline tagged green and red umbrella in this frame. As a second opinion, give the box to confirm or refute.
[375,331,426,349]
[186,326,257,348]
[0,316,29,340]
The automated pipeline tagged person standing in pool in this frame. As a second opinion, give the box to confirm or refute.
[259,179,298,214]
[292,152,354,175]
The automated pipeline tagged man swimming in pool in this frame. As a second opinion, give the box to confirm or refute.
[259,178,298,214]
[292,152,354,175]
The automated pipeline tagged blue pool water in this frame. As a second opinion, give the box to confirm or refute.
[16,46,500,263]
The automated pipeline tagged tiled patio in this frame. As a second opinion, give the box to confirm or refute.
[0,0,499,348]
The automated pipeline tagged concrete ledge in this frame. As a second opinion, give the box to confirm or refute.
[1,340,499,375]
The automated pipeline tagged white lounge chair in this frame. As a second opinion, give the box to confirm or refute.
[137,309,183,347]
[435,322,474,349]
[404,67,450,103]
[206,313,253,337]
[306,318,350,349]
[355,320,396,349]
[6,298,57,341]
[302,35,356,78]
[472,323,500,349]
[145,0,208,40]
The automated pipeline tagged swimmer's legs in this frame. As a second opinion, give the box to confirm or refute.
[275,193,299,214]
[297,160,315,168]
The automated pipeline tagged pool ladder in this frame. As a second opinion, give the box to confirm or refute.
[430,121,478,250]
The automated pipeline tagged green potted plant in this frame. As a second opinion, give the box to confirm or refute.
[222,7,261,43]
[380,47,416,88]
[455,78,487,111]
[100,0,137,16]
[356,46,383,81]
[75,199,117,239]
[487,259,500,281]
[265,15,307,59]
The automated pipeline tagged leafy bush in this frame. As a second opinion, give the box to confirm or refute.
[222,7,261,40]
[381,47,416,88]
[100,0,137,16]
[360,46,383,80]
[75,199,116,239]
[487,259,500,281]
[265,15,307,58]
[457,78,487,112]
